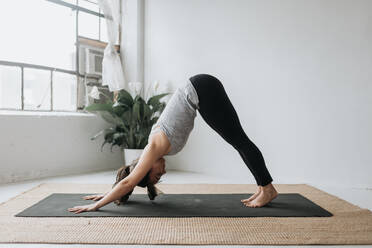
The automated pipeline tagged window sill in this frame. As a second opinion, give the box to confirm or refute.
[0,110,96,117]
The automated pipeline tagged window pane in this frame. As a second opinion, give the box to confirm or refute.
[0,0,76,70]
[24,69,51,111]
[0,65,21,109]
[53,72,77,111]
[79,12,99,40]
[100,17,109,43]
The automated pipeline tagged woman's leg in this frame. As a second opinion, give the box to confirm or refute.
[190,74,273,186]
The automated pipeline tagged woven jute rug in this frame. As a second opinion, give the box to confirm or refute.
[0,183,371,245]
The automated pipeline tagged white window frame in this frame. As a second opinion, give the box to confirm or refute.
[0,0,112,112]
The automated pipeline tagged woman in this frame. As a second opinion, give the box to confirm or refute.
[68,74,278,214]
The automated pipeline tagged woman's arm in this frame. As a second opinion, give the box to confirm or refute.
[68,131,170,214]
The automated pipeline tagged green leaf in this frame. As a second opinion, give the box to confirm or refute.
[99,112,124,126]
[112,102,128,117]
[100,129,115,151]
[150,117,159,126]
[101,139,108,152]
[112,132,125,150]
[110,143,117,152]
[127,128,134,148]
[152,102,166,113]
[121,133,129,149]
[104,129,115,141]
[122,109,132,123]
[139,138,148,148]
[143,104,152,120]
[113,132,125,140]
[117,89,133,107]
[91,127,114,140]
[132,101,141,123]
[85,103,113,113]
[91,130,104,140]
[147,93,169,107]
[137,97,146,121]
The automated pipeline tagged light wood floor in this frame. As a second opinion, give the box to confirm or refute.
[0,169,371,248]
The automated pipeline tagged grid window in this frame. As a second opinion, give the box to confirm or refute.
[24,69,51,111]
[53,72,77,111]
[0,0,107,112]
[100,17,109,43]
[0,66,22,109]
[0,0,76,71]
[79,11,100,40]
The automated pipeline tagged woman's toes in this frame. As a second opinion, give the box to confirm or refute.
[242,190,262,203]
[244,202,257,208]
[241,197,254,203]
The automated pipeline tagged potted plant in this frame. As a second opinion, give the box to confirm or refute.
[85,82,169,164]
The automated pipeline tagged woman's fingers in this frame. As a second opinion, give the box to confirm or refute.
[75,209,84,214]
[83,194,104,200]
[68,203,97,214]
[68,206,84,213]
[68,207,84,214]
[83,195,96,200]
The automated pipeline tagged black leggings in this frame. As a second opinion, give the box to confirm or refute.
[190,74,273,186]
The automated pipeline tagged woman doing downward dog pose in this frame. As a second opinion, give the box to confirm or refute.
[68,74,278,214]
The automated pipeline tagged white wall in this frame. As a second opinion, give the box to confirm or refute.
[144,0,372,188]
[121,0,145,83]
[0,112,123,184]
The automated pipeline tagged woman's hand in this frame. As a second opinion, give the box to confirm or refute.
[82,194,106,201]
[67,203,99,214]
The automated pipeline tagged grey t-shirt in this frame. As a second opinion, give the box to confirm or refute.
[148,79,199,155]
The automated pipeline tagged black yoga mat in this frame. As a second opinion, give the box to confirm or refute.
[15,193,333,217]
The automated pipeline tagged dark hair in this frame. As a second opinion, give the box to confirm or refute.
[112,158,162,205]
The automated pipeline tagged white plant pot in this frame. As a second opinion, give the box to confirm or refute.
[123,148,144,165]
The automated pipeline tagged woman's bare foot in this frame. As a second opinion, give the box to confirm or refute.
[241,186,262,203]
[243,183,278,208]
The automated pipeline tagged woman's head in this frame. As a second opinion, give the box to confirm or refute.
[112,157,166,205]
